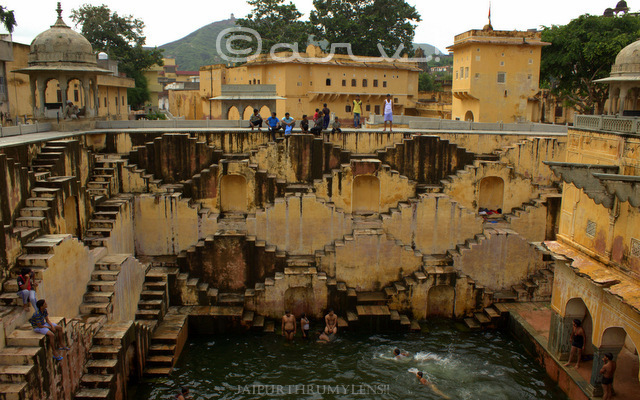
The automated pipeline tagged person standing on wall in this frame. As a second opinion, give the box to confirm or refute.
[353,95,363,128]
[382,94,393,133]
[322,103,331,130]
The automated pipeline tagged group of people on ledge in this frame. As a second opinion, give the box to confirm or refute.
[248,94,396,140]
[281,309,338,343]
[17,268,69,361]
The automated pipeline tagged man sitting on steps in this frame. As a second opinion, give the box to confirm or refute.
[29,299,68,361]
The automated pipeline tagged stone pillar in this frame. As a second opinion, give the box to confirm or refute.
[29,79,37,118]
[36,76,46,118]
[618,89,627,116]
[83,79,91,116]
[59,77,68,109]
[92,81,99,117]
[548,310,575,360]
[589,346,622,398]
[607,85,614,115]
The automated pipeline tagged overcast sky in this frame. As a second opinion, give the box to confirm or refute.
[3,0,632,54]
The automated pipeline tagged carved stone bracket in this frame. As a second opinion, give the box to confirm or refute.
[544,162,619,209]
[593,173,640,208]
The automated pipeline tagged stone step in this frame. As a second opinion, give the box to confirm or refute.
[389,310,400,321]
[337,317,348,328]
[217,293,244,305]
[0,293,19,307]
[88,346,120,360]
[91,270,120,281]
[19,207,51,218]
[80,374,115,389]
[143,367,171,376]
[346,311,359,322]
[264,320,275,333]
[88,219,116,229]
[0,382,27,400]
[84,291,114,304]
[80,302,113,315]
[25,196,56,207]
[356,291,387,304]
[464,318,481,330]
[356,305,391,316]
[252,315,265,329]
[75,388,111,399]
[16,254,55,269]
[87,281,117,292]
[135,309,161,320]
[15,216,45,228]
[399,315,410,326]
[85,359,118,375]
[474,312,491,324]
[138,300,163,310]
[140,290,165,300]
[147,355,173,367]
[242,310,254,323]
[0,347,42,365]
[410,320,421,331]
[148,344,176,356]
[0,365,33,383]
[30,187,60,198]
[6,330,45,347]
[484,306,500,320]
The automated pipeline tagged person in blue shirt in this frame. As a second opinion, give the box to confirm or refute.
[281,112,295,136]
[266,112,281,141]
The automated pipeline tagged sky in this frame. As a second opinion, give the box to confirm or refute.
[2,0,632,54]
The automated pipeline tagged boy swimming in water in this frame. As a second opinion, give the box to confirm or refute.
[412,371,450,399]
[394,348,410,359]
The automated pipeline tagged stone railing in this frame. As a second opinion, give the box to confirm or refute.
[0,122,53,138]
[574,114,640,134]
[368,114,568,133]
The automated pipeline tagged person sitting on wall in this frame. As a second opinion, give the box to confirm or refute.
[281,112,295,136]
[30,299,68,361]
[331,116,342,134]
[63,100,79,120]
[282,310,296,341]
[564,319,585,368]
[17,268,38,311]
[310,112,323,136]
[300,115,309,133]
[599,352,616,400]
[249,109,263,132]
[266,112,281,141]
[324,308,338,335]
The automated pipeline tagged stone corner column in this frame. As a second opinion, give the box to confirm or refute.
[548,310,573,361]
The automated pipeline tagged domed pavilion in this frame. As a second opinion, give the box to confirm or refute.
[14,3,114,119]
[595,37,640,116]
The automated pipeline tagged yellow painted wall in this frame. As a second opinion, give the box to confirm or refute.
[169,89,203,120]
[5,43,33,119]
[449,30,546,123]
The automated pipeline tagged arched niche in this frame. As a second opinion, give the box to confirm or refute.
[427,285,455,318]
[227,106,240,120]
[352,175,380,214]
[464,110,474,122]
[478,176,504,210]
[220,175,247,213]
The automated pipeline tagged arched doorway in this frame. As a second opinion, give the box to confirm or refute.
[427,285,455,318]
[259,105,271,118]
[220,175,247,213]
[63,196,79,237]
[242,106,254,120]
[565,297,594,357]
[284,287,313,317]
[227,106,240,120]
[352,175,380,214]
[465,110,474,122]
[600,327,640,398]
[478,176,504,210]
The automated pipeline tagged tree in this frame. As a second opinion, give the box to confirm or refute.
[309,0,421,57]
[233,0,312,56]
[541,14,640,114]
[418,72,440,92]
[71,4,163,109]
[0,5,16,33]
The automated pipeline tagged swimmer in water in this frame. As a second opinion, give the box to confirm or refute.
[412,371,450,399]
[394,348,410,359]
[318,330,331,343]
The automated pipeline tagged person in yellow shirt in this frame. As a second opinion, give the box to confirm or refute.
[353,95,363,128]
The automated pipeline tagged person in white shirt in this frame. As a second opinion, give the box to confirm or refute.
[383,94,393,132]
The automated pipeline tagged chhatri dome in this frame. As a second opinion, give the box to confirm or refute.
[595,36,640,115]
[26,2,102,70]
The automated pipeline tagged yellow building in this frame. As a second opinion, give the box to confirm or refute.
[542,39,640,398]
[447,26,549,123]
[196,45,419,122]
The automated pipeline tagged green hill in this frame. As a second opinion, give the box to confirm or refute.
[159,17,237,71]
[160,18,447,71]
